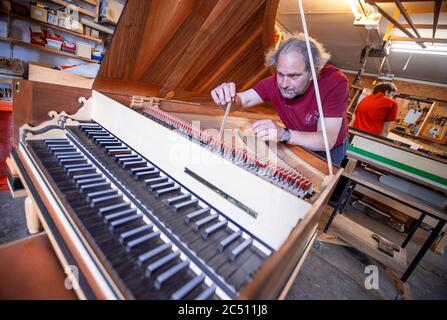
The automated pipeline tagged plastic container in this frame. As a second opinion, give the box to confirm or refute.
[45,38,62,50]
[91,50,103,62]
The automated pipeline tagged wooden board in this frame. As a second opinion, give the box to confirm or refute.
[331,214,407,274]
[94,0,279,100]
[29,64,94,89]
[12,80,92,147]
[355,184,443,229]
[346,166,447,221]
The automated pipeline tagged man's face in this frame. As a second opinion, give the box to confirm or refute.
[276,52,311,99]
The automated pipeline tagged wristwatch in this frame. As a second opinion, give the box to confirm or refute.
[280,128,291,143]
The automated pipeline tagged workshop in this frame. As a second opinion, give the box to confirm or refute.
[0,0,445,301]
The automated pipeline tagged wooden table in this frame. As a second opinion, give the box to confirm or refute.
[324,157,447,282]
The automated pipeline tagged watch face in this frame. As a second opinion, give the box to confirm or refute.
[282,129,290,142]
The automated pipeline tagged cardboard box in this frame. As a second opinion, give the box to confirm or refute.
[71,20,83,34]
[84,26,91,36]
[47,11,58,26]
[100,0,124,24]
[76,42,91,59]
[90,29,99,39]
[57,10,71,29]
[30,5,47,23]
[58,17,71,30]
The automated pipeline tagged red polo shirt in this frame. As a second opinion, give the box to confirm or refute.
[353,93,398,135]
[252,64,349,148]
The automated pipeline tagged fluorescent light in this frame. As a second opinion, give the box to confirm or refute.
[391,48,447,56]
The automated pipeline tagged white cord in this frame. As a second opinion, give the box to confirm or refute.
[297,0,334,176]
[403,54,412,70]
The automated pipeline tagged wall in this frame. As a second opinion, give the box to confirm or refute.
[344,72,447,101]
[344,71,447,154]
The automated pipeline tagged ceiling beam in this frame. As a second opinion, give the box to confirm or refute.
[366,1,425,48]
[371,0,434,2]
[383,8,400,41]
[393,0,426,48]
[407,7,447,14]
[389,36,447,43]
[433,0,442,38]
[401,24,447,29]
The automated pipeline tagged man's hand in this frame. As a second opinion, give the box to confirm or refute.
[252,120,285,142]
[211,82,237,105]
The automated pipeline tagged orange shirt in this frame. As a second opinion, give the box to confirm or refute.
[353,93,398,135]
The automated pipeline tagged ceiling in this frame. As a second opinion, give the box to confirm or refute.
[276,0,447,85]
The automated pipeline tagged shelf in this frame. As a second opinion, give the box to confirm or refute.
[0,10,102,44]
[0,36,99,64]
[48,0,97,18]
[79,0,97,6]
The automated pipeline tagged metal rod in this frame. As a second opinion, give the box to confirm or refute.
[401,220,445,282]
[433,0,442,39]
[367,1,425,48]
[401,213,425,248]
[324,180,354,232]
[393,0,426,48]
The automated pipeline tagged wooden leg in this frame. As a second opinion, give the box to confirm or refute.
[344,158,358,175]
[434,232,447,255]
[317,231,351,247]
[24,197,42,235]
[385,267,411,299]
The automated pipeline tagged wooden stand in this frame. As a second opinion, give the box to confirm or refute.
[385,267,412,299]
[331,214,407,273]
[325,155,447,285]
[25,196,42,235]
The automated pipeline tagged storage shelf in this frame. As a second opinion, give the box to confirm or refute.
[0,10,102,44]
[79,0,97,6]
[0,36,99,64]
[48,0,97,18]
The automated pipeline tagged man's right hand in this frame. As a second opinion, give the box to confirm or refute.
[211,82,237,105]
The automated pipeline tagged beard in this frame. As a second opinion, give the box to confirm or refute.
[279,87,301,99]
[279,80,312,99]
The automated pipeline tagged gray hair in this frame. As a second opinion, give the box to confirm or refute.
[265,33,331,72]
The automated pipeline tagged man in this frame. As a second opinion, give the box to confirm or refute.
[211,34,349,165]
[352,82,398,137]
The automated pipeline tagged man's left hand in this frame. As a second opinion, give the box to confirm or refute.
[252,120,285,142]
